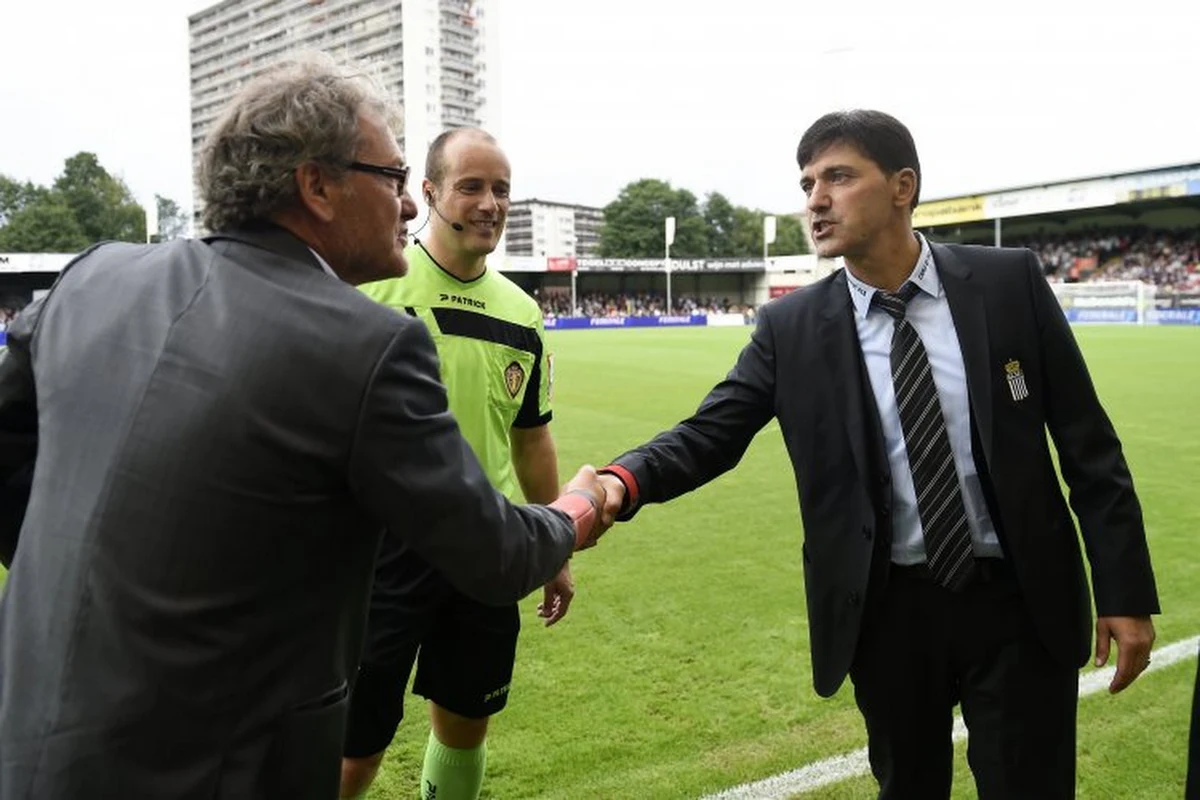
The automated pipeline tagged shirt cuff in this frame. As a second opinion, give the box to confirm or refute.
[597,464,639,516]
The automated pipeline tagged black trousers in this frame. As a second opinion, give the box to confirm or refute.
[849,561,1078,800]
[1188,643,1200,800]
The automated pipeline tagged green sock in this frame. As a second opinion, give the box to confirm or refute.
[420,732,487,800]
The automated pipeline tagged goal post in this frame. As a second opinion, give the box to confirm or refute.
[1048,281,1156,325]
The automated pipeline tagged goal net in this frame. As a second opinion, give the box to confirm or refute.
[1049,281,1156,325]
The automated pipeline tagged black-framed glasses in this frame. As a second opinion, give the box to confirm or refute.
[346,161,410,196]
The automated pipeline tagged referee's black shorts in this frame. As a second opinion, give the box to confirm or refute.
[343,531,521,759]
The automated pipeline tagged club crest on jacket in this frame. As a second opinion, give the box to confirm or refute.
[1004,359,1029,401]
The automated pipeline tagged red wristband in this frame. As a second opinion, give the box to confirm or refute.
[597,464,638,513]
[548,491,599,550]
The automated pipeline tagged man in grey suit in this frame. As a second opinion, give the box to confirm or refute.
[0,53,606,800]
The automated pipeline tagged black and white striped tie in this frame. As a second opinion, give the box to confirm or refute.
[874,284,976,591]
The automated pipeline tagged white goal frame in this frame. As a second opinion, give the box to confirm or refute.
[1049,280,1156,325]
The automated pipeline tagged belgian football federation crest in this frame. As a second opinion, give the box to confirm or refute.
[504,361,526,399]
[1004,359,1029,401]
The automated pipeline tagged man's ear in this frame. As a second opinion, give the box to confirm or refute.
[893,167,918,210]
[294,162,338,223]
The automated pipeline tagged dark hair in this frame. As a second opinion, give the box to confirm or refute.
[425,127,497,188]
[796,110,922,209]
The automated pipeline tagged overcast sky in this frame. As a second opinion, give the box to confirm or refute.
[1,0,1196,222]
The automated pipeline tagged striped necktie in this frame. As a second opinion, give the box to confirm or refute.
[874,284,976,591]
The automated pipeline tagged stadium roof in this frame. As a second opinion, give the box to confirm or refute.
[914,161,1200,228]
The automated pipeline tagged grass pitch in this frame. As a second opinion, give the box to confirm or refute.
[371,324,1199,799]
[2,325,1196,798]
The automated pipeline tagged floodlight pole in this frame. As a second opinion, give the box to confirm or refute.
[665,242,672,314]
[664,216,676,315]
[763,215,776,266]
[570,266,577,316]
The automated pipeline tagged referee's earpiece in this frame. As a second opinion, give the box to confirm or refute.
[426,190,464,232]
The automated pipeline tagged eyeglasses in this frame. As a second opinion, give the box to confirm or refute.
[346,161,410,196]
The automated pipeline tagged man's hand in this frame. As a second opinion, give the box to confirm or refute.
[596,472,627,528]
[555,464,608,550]
[537,562,575,627]
[1095,615,1156,693]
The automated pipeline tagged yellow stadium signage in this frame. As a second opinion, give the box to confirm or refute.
[912,195,987,227]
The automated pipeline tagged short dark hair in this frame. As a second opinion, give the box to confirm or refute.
[425,127,497,187]
[796,110,922,210]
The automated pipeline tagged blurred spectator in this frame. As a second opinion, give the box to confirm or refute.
[0,297,30,333]
[1014,227,1199,291]
[533,290,755,318]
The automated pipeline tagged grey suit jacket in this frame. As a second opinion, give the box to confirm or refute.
[0,225,576,799]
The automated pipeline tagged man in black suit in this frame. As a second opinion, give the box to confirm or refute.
[593,110,1159,798]
[0,53,606,800]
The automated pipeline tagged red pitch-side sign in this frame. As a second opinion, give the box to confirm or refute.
[547,257,578,272]
[769,285,799,298]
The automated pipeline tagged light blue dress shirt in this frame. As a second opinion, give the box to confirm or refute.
[844,235,1002,565]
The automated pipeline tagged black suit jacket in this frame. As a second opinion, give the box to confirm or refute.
[612,242,1159,697]
[0,226,576,799]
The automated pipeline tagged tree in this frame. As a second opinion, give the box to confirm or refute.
[599,179,708,259]
[0,154,150,253]
[771,213,809,256]
[727,208,810,258]
[155,194,189,241]
[0,176,49,228]
[53,152,145,244]
[0,202,90,252]
[702,192,738,257]
[598,179,809,260]
[729,206,765,257]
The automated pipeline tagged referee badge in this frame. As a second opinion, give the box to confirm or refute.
[504,361,526,398]
[1004,359,1029,401]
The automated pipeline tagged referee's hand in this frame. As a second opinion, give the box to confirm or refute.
[537,562,575,626]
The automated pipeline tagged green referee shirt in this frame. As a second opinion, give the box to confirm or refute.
[360,241,552,501]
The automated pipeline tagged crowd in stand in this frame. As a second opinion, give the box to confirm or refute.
[0,298,28,332]
[1,230,1196,329]
[530,229,1199,320]
[1015,228,1200,292]
[532,290,755,318]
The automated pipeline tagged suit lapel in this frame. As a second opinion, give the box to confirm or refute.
[932,243,994,468]
[818,270,874,490]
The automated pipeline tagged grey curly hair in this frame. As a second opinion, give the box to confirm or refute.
[197,51,401,232]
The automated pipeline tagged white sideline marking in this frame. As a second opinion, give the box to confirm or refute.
[700,635,1200,800]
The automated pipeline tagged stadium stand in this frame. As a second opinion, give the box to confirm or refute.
[1013,227,1200,291]
[533,290,755,319]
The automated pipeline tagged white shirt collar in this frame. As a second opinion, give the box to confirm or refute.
[307,247,340,280]
[844,233,940,320]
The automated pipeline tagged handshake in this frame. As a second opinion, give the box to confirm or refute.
[548,465,629,551]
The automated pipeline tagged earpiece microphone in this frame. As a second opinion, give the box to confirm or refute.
[426,193,464,232]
